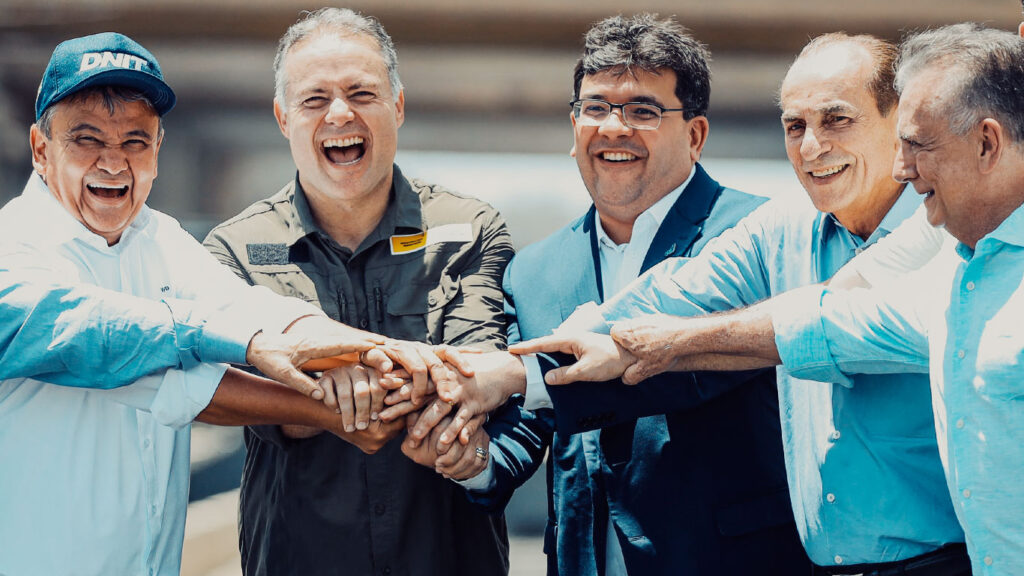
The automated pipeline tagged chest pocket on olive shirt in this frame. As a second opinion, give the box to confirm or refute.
[383,273,460,344]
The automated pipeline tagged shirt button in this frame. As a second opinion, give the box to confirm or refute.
[985,556,994,566]
[957,350,966,359]
[143,438,152,448]
[956,418,965,429]
[826,493,836,503]
[382,568,392,575]
[966,281,976,291]
[834,555,844,564]
[428,295,437,306]
[962,488,972,499]
[830,431,841,441]
[374,504,386,516]
[360,318,369,328]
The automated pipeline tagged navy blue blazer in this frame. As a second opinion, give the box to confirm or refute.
[476,164,810,575]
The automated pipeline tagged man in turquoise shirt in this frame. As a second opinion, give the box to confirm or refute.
[512,32,969,575]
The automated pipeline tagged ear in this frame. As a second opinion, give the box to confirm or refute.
[569,111,578,157]
[687,116,710,163]
[1018,21,1023,38]
[273,98,290,139]
[29,124,49,177]
[978,118,1004,174]
[394,90,406,129]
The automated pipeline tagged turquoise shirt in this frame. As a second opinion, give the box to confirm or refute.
[776,202,1024,575]
[599,188,964,567]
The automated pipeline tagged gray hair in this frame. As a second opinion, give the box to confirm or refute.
[36,85,163,138]
[789,32,899,117]
[273,8,403,104]
[895,23,1024,143]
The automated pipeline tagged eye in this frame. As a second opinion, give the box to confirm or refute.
[629,105,660,120]
[825,115,852,127]
[301,96,329,108]
[784,122,805,136]
[350,91,377,103]
[580,101,609,117]
[123,139,149,152]
[73,135,104,147]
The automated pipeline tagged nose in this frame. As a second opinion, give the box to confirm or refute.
[95,145,128,175]
[893,141,917,183]
[799,126,831,161]
[596,108,633,137]
[326,97,354,124]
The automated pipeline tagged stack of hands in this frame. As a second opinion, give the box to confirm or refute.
[245,312,725,482]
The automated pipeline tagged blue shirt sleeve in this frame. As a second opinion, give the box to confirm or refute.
[0,273,248,389]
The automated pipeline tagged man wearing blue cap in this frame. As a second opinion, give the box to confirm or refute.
[0,32,400,576]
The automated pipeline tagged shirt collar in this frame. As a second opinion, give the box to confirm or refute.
[22,172,151,251]
[820,183,921,247]
[971,198,1024,255]
[285,164,424,249]
[594,165,696,249]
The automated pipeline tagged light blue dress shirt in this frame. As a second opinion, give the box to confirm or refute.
[775,202,1024,575]
[598,187,965,567]
[0,175,317,575]
[0,175,311,388]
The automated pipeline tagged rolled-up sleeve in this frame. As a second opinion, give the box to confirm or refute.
[98,362,225,429]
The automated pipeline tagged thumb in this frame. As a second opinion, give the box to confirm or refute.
[277,365,325,400]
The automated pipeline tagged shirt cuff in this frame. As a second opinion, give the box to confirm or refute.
[454,451,497,492]
[773,286,853,387]
[108,362,226,429]
[522,354,553,410]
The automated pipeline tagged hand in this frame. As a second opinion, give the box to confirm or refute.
[319,364,387,432]
[404,394,487,451]
[247,316,386,400]
[424,349,523,448]
[335,418,406,454]
[377,340,473,407]
[610,314,691,385]
[401,413,492,480]
[508,331,635,385]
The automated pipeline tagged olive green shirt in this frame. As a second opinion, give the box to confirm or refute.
[204,165,514,576]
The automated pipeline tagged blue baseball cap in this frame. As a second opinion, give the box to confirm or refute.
[35,32,176,121]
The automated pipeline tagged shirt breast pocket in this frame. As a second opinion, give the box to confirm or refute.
[384,274,460,344]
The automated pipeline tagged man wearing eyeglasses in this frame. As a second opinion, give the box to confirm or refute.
[405,14,808,575]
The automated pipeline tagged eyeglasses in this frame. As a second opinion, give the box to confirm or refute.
[570,98,688,130]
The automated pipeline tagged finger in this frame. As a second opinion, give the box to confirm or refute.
[442,439,487,479]
[622,363,648,386]
[368,369,386,421]
[384,387,410,406]
[410,398,452,442]
[337,371,356,433]
[458,414,486,446]
[508,334,577,356]
[436,345,476,377]
[386,343,429,405]
[379,374,406,391]
[360,348,393,374]
[318,372,338,409]
[352,366,372,430]
[435,434,465,467]
[438,406,476,449]
[403,412,423,450]
[379,399,423,422]
[434,365,461,404]
[542,365,576,386]
[429,416,454,457]
[276,364,325,400]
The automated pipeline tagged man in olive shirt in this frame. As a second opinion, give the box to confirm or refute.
[204,8,514,576]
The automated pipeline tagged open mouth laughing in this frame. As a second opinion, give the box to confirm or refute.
[86,183,129,199]
[323,136,366,165]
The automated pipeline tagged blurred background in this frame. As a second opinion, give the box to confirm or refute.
[1,1,1018,574]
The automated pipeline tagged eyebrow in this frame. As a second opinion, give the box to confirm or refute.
[579,93,669,107]
[66,123,153,140]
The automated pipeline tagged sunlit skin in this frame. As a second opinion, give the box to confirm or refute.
[780,43,903,238]
[893,68,1012,249]
[29,95,162,246]
[571,68,708,244]
[274,32,405,249]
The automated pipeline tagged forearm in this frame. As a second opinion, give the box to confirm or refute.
[669,302,782,366]
[197,367,339,429]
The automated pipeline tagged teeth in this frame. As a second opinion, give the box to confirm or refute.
[324,137,364,148]
[603,152,636,162]
[89,184,126,190]
[811,165,846,178]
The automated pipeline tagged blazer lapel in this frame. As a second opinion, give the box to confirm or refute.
[641,163,724,274]
[557,206,603,322]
